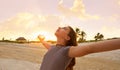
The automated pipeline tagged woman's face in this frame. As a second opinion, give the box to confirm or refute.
[55,26,71,40]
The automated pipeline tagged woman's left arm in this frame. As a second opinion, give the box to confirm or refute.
[69,39,120,57]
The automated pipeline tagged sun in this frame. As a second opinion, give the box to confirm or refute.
[32,31,56,41]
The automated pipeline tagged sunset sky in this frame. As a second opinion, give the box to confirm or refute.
[0,0,120,41]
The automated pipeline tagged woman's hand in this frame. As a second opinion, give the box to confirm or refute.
[38,35,45,42]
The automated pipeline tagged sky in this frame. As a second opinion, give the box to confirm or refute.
[0,0,120,41]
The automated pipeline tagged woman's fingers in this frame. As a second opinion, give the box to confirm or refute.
[38,35,45,41]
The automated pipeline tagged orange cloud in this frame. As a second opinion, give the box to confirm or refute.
[118,0,120,5]
[58,0,100,20]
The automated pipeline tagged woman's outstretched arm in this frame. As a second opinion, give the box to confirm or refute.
[69,39,120,57]
[38,35,52,49]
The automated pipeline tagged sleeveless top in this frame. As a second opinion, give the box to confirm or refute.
[40,45,72,70]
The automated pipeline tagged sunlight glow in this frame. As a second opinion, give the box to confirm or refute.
[32,31,56,41]
[17,13,34,20]
[38,15,46,22]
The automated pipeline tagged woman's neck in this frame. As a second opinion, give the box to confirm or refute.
[56,38,66,46]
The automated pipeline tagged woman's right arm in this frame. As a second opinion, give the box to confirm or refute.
[38,35,51,49]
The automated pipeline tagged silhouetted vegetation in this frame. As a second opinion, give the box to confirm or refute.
[0,34,119,44]
[2,37,5,41]
[16,37,27,43]
[75,28,86,43]
[94,33,104,41]
[107,37,120,40]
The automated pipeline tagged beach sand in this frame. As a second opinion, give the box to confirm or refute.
[0,58,40,70]
[0,42,120,70]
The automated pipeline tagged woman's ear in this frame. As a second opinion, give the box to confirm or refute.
[66,36,70,41]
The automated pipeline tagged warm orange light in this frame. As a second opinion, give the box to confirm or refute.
[32,31,56,41]
[118,0,120,5]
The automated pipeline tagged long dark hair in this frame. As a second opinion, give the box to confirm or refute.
[66,26,77,70]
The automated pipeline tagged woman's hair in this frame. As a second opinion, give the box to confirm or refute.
[66,26,77,70]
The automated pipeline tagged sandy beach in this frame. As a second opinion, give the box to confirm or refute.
[0,42,120,70]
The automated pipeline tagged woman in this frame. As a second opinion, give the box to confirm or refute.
[38,26,120,70]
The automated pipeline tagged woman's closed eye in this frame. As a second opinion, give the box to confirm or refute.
[62,27,68,30]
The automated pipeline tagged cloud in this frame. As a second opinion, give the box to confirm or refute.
[58,0,100,20]
[0,13,62,40]
[118,0,120,5]
[101,26,120,39]
[107,14,120,22]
